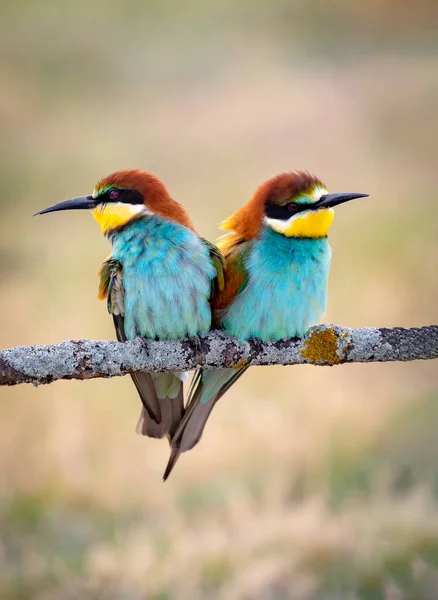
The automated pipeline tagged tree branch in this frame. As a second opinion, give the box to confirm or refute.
[1,325,437,387]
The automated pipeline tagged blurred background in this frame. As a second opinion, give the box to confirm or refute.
[1,1,438,598]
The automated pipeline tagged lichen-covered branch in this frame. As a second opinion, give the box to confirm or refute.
[1,325,437,387]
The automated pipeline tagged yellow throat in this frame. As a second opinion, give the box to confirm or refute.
[92,203,146,234]
[266,208,334,238]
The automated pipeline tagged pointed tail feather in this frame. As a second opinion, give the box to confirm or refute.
[136,380,184,440]
[163,446,180,481]
[163,366,249,480]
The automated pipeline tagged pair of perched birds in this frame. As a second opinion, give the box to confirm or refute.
[36,169,367,479]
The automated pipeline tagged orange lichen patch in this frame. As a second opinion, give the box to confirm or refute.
[301,328,340,365]
[234,359,249,369]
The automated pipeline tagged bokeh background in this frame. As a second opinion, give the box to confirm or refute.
[1,1,438,598]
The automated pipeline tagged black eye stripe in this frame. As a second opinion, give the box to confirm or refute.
[265,202,312,220]
[99,188,144,205]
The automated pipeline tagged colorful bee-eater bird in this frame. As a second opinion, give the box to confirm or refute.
[164,170,368,479]
[35,169,224,447]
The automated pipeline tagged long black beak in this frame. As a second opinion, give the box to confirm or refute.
[34,195,96,216]
[316,192,369,210]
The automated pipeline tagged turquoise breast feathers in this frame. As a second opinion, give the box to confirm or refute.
[110,216,216,340]
[221,226,332,341]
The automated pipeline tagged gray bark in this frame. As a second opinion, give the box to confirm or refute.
[1,325,437,387]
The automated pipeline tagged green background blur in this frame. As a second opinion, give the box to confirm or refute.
[1,1,438,598]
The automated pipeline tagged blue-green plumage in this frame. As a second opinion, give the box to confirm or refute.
[110,216,215,341]
[221,227,332,340]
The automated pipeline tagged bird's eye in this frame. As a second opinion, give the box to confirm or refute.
[287,202,297,212]
[109,189,119,200]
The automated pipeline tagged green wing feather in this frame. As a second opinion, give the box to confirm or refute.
[201,237,225,300]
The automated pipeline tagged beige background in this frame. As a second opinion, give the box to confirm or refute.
[1,1,438,598]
